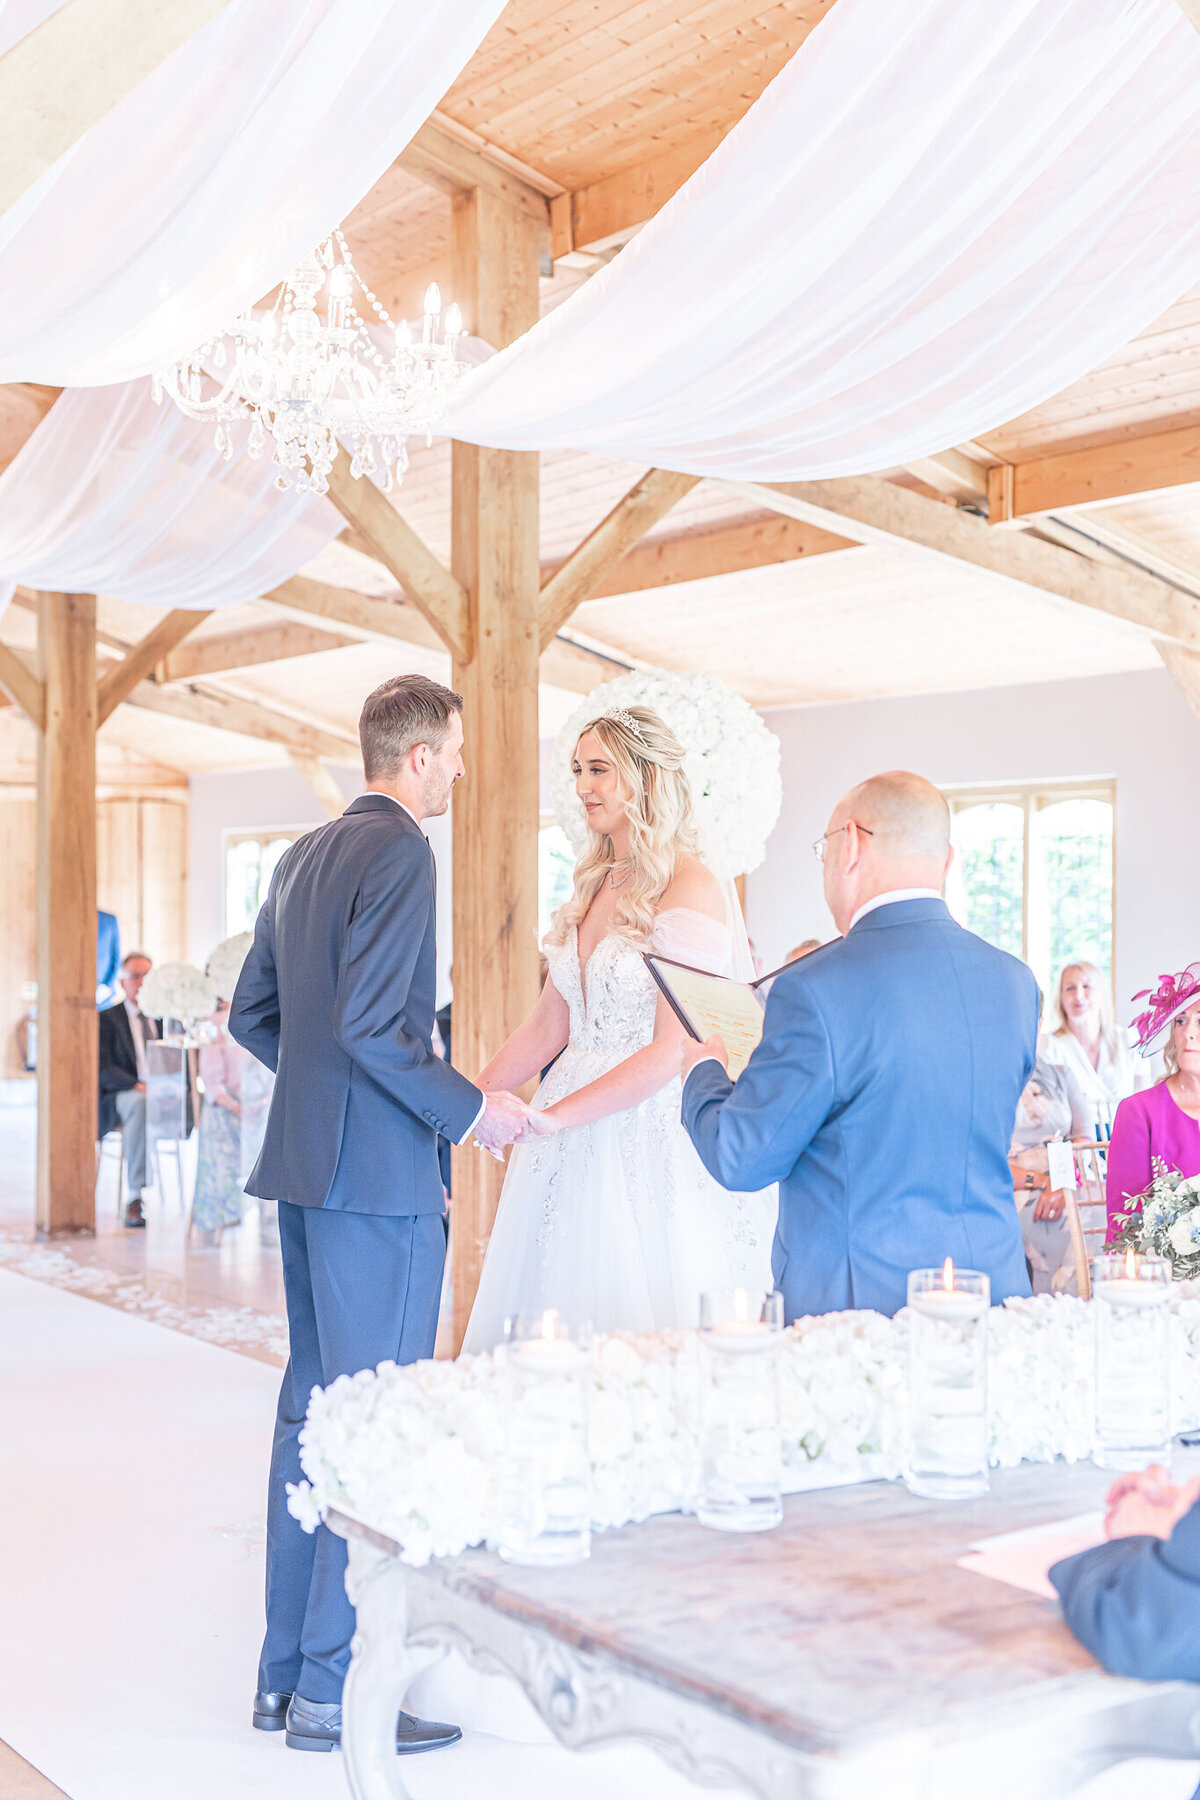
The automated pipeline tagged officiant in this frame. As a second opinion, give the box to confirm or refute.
[681,770,1036,1319]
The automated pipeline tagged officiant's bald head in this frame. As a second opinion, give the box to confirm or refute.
[822,771,952,934]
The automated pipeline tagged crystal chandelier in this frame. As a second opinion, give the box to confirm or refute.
[153,228,466,495]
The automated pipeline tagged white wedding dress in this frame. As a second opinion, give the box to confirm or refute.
[462,903,777,1351]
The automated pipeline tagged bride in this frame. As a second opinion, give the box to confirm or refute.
[462,704,777,1351]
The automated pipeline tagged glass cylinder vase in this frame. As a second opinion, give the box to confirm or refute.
[697,1289,785,1533]
[906,1264,990,1501]
[496,1311,592,1567]
[1092,1254,1171,1471]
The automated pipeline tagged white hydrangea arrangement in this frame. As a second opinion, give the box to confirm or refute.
[550,668,783,880]
[1109,1159,1200,1281]
[287,1292,1200,1567]
[137,960,217,1028]
[205,932,254,1002]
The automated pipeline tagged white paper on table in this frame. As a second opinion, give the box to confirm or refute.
[957,1513,1106,1598]
[1047,1140,1079,1191]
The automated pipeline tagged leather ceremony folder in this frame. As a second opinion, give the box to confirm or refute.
[643,953,787,1080]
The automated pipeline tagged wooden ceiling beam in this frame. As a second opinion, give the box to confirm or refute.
[289,751,347,819]
[550,128,726,258]
[538,468,701,649]
[727,475,1200,652]
[0,639,44,728]
[322,452,472,663]
[159,617,358,682]
[1159,638,1200,723]
[542,510,854,601]
[118,677,360,762]
[986,421,1200,521]
[0,0,233,214]
[95,608,213,724]
[397,119,552,240]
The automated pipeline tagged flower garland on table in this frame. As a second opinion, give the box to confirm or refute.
[1109,1161,1200,1281]
[288,1293,1200,1568]
[136,961,217,1030]
[551,668,783,881]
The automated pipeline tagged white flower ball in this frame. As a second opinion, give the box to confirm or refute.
[1168,1209,1200,1257]
[206,932,254,1001]
[550,668,782,881]
[138,961,217,1025]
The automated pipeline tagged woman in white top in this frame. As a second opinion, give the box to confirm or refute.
[462,704,776,1351]
[1039,960,1146,1113]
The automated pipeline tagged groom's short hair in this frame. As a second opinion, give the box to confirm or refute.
[359,674,463,779]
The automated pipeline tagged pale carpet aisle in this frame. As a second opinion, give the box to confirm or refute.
[0,1268,746,1800]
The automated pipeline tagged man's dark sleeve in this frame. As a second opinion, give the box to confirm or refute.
[1050,1498,1200,1682]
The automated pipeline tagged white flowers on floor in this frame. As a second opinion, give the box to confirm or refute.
[551,668,783,880]
[289,1292,1200,1565]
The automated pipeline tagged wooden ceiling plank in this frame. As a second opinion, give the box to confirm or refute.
[118,678,360,763]
[538,469,702,649]
[0,640,44,728]
[160,618,358,682]
[987,422,1200,521]
[95,608,213,725]
[726,475,1200,652]
[542,509,853,598]
[323,453,472,663]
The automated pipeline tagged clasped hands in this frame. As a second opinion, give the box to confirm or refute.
[472,1088,558,1156]
[1103,1464,1200,1541]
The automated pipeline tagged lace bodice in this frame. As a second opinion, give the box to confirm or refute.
[544,906,736,1066]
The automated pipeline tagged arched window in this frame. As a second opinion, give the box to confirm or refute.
[224,829,306,935]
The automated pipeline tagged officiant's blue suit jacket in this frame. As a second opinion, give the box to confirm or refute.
[681,897,1036,1318]
[1050,1497,1200,1690]
[230,793,481,1215]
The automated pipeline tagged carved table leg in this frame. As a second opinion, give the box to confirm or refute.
[341,1539,414,1800]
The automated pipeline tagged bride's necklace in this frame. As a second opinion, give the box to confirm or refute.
[608,860,632,890]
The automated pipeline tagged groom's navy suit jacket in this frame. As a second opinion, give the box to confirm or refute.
[1050,1496,1200,1688]
[230,793,481,1215]
[682,898,1036,1318]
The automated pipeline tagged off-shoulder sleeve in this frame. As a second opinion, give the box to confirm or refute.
[651,906,734,977]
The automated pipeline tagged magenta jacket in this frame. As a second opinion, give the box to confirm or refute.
[1105,1082,1200,1242]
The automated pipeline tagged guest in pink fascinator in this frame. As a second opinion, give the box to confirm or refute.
[1105,965,1200,1242]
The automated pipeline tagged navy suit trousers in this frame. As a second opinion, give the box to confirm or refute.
[259,1201,445,1703]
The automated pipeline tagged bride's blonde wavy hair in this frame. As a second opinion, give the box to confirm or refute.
[549,706,700,947]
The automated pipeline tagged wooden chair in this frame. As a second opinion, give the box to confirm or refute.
[1062,1143,1110,1300]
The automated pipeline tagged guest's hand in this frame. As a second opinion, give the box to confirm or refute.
[1104,1466,1200,1540]
[473,1090,532,1153]
[1032,1187,1066,1222]
[680,1034,728,1081]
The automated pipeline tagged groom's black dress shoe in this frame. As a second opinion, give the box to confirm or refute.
[284,1694,462,1754]
[252,1690,292,1732]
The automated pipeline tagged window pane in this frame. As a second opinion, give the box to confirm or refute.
[225,840,262,936]
[1035,798,1113,987]
[946,803,1025,958]
[258,836,295,909]
[538,825,576,941]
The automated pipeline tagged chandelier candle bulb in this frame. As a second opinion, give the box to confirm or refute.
[496,1312,592,1568]
[905,1263,990,1501]
[697,1289,785,1532]
[1092,1253,1172,1471]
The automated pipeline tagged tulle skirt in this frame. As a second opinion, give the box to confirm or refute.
[461,1049,776,1352]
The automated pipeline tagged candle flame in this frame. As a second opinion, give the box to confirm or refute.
[733,1287,749,1323]
[1124,1248,1138,1281]
[539,1308,558,1341]
[941,1257,955,1293]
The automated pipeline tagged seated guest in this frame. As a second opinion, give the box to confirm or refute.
[193,1000,250,1244]
[1009,1056,1091,1295]
[1051,1465,1200,1688]
[1040,959,1146,1120]
[786,938,822,962]
[682,771,1036,1319]
[1106,968,1200,1241]
[98,951,160,1229]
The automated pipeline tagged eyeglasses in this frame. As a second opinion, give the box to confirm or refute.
[812,822,874,864]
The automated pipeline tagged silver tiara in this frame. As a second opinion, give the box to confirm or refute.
[600,706,646,744]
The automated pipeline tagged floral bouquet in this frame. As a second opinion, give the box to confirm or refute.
[138,961,218,1036]
[1109,1158,1200,1281]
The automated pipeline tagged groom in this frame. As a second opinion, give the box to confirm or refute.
[681,770,1035,1319]
[230,673,536,1754]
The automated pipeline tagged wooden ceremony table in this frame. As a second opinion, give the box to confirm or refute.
[327,1460,1200,1800]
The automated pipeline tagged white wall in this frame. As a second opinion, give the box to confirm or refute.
[187,763,455,1005]
[745,668,1200,1021]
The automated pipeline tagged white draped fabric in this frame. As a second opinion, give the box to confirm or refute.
[445,0,1200,478]
[0,383,341,614]
[0,0,506,385]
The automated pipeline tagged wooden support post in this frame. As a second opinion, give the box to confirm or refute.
[35,592,97,1235]
[449,188,542,1351]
